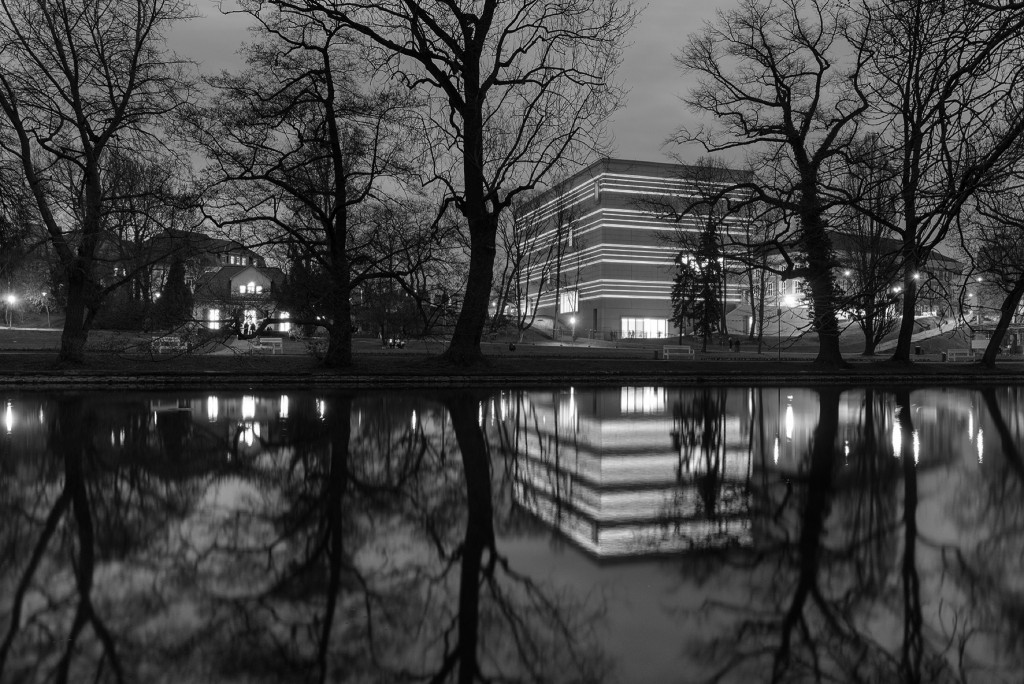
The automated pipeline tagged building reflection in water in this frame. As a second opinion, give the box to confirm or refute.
[491,386,983,559]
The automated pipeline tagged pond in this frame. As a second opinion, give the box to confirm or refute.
[1,385,1022,683]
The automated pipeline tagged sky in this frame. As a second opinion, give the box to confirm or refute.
[169,0,726,165]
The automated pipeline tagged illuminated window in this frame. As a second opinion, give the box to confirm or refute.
[559,289,578,313]
[241,257,247,266]
[207,308,220,330]
[238,285,245,294]
[279,311,290,333]
[620,317,667,339]
[247,281,256,294]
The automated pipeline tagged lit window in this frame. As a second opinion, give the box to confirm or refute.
[620,317,667,339]
[247,281,256,294]
[241,257,247,266]
[279,311,290,333]
[255,285,263,294]
[559,289,578,313]
[230,256,237,265]
[238,285,245,294]
[207,308,220,330]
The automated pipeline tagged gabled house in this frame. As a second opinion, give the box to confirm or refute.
[192,264,288,335]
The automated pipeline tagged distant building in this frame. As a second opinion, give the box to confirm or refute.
[143,229,290,334]
[514,158,753,340]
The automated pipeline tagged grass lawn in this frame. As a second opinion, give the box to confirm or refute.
[1,324,1022,388]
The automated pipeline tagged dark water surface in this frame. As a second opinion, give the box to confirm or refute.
[1,386,1023,683]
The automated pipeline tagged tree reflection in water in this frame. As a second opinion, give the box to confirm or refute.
[0,390,606,683]
[2,387,1024,681]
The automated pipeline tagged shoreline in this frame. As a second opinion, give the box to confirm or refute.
[2,350,1023,389]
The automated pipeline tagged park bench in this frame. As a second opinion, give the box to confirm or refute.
[249,337,284,355]
[152,335,186,354]
[663,345,694,360]
[946,348,974,362]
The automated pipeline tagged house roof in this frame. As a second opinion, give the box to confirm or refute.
[829,231,960,269]
[192,265,286,300]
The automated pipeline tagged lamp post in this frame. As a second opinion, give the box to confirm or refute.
[5,294,15,328]
[570,315,576,345]
[41,292,50,327]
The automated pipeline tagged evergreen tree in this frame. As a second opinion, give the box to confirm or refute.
[671,233,722,352]
[154,259,192,329]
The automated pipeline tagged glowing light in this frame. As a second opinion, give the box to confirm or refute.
[411,410,418,431]
[783,294,798,307]
[892,416,902,459]
[316,399,326,420]
[279,394,289,420]
[843,270,851,277]
[844,439,850,465]
[785,403,794,440]
[207,396,219,422]
[977,429,984,463]
[968,411,974,439]
[913,273,920,280]
[242,395,256,420]
[773,435,780,465]
[5,294,14,305]
[478,402,484,427]
[913,429,920,465]
[4,401,12,434]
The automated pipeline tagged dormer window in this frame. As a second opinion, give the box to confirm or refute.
[241,256,247,266]
[247,281,256,294]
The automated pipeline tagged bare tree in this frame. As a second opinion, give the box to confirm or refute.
[0,0,196,363]
[835,138,903,355]
[188,2,429,367]
[674,0,873,366]
[862,0,1024,362]
[265,0,638,365]
[966,179,1024,367]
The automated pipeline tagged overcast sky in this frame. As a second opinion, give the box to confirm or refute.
[170,0,725,165]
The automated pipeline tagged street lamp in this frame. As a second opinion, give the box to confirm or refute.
[5,294,15,328]
[569,315,576,344]
[40,292,50,327]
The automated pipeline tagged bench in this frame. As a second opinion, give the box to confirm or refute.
[249,337,284,354]
[946,348,974,362]
[152,335,186,354]
[663,345,694,360]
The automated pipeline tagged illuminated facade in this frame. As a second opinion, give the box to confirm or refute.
[514,158,753,339]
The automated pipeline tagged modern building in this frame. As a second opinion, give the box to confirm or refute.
[513,158,753,340]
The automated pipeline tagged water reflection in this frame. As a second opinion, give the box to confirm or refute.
[0,386,1022,682]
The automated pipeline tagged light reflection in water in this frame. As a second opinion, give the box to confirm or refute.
[0,386,1019,683]
[242,395,256,420]
[893,410,902,458]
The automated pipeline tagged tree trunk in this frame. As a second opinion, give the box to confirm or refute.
[797,197,844,366]
[981,276,1024,367]
[323,278,353,368]
[445,220,496,365]
[444,85,495,366]
[891,267,919,362]
[58,267,91,364]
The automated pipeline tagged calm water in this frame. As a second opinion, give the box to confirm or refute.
[1,386,1023,683]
